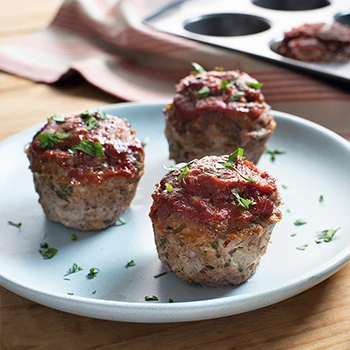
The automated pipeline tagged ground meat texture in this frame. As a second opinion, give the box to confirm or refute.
[149,153,282,286]
[164,69,276,164]
[26,111,144,231]
[275,22,350,62]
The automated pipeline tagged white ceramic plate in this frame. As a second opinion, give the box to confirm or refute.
[1,102,349,323]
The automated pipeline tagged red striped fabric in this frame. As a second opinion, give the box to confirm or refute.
[0,0,349,140]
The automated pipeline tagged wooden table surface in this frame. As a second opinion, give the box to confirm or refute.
[1,1,349,349]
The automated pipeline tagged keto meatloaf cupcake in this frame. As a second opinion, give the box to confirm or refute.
[275,22,350,62]
[164,64,276,164]
[149,149,282,286]
[26,110,144,231]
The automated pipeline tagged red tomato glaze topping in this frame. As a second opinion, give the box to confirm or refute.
[150,155,278,223]
[173,70,267,121]
[29,111,144,184]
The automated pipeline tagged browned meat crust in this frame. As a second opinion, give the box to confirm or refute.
[164,69,276,164]
[149,153,282,286]
[26,111,144,231]
[275,22,350,62]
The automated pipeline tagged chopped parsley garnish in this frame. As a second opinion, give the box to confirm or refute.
[265,149,286,162]
[162,160,194,172]
[231,189,256,209]
[197,86,210,98]
[8,221,22,228]
[222,149,256,182]
[282,184,288,189]
[319,195,324,203]
[169,298,174,303]
[145,295,159,301]
[291,233,297,237]
[118,217,127,225]
[165,183,173,192]
[71,234,77,241]
[246,81,263,89]
[48,115,65,123]
[69,140,104,157]
[191,62,205,74]
[64,278,70,281]
[79,110,91,118]
[87,267,100,279]
[92,290,97,294]
[231,92,245,101]
[178,166,190,180]
[64,263,83,276]
[39,243,58,259]
[315,227,340,243]
[97,109,107,120]
[294,219,307,226]
[153,272,168,278]
[141,137,150,147]
[84,116,100,130]
[67,292,74,296]
[286,208,291,213]
[296,244,308,251]
[221,79,229,90]
[125,260,135,268]
[221,78,237,91]
[38,132,71,149]
[227,148,245,163]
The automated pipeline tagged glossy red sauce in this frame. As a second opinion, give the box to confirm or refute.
[29,112,144,184]
[150,155,277,223]
[173,70,266,121]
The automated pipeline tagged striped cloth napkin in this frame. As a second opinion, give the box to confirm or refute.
[0,0,349,140]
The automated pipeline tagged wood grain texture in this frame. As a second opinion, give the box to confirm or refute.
[0,1,349,349]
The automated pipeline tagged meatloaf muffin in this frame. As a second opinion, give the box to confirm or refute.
[275,22,350,62]
[149,149,282,286]
[164,66,276,164]
[26,110,144,231]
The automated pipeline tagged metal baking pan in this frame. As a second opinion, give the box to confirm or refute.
[143,0,350,86]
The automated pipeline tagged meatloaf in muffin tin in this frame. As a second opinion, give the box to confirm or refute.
[164,65,276,164]
[150,149,282,286]
[26,110,144,231]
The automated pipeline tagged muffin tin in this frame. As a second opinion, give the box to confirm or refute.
[143,0,350,85]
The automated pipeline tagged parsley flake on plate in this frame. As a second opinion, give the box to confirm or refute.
[64,263,83,276]
[265,149,286,162]
[125,260,135,268]
[39,243,58,259]
[145,295,159,301]
[294,219,307,226]
[319,195,324,203]
[87,267,100,279]
[153,272,168,279]
[315,227,340,244]
[8,221,22,228]
[71,234,77,241]
[296,244,308,251]
[118,217,127,225]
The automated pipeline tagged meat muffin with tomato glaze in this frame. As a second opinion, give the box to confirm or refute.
[164,65,276,164]
[26,110,144,231]
[149,149,282,286]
